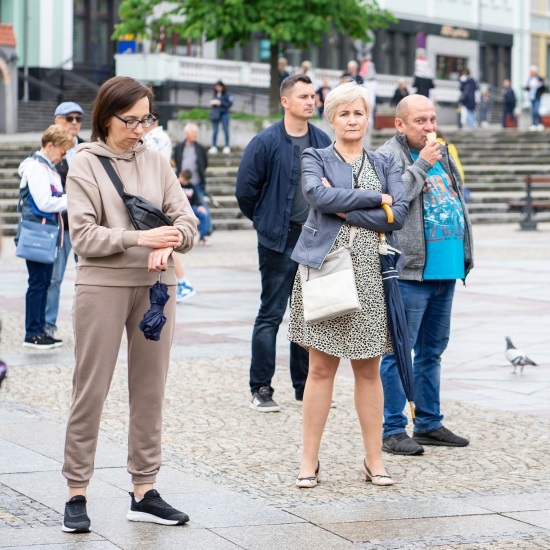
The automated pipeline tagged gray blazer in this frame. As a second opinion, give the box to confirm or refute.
[291,144,408,269]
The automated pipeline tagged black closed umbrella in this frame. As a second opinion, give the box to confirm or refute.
[379,205,415,422]
[139,272,170,341]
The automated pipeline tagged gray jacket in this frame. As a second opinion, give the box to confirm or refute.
[377,133,474,281]
[291,144,408,269]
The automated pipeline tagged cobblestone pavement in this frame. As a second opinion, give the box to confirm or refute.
[0,224,549,549]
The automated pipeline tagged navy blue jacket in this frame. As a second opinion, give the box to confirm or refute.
[235,119,331,252]
[291,145,408,269]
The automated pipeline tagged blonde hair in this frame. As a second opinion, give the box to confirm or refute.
[41,124,75,150]
[323,82,370,123]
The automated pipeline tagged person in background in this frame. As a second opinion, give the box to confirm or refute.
[174,123,208,201]
[235,74,331,413]
[478,88,491,128]
[347,60,364,85]
[288,82,408,488]
[300,60,315,82]
[62,76,196,533]
[377,94,473,456]
[360,54,378,128]
[17,125,73,349]
[278,57,290,85]
[502,79,517,128]
[144,114,195,302]
[459,69,478,130]
[315,76,331,117]
[178,169,212,247]
[44,102,85,340]
[412,50,435,100]
[208,80,233,154]
[525,66,545,131]
[143,111,172,159]
[391,79,409,107]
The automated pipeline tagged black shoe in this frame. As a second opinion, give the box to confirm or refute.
[383,432,424,455]
[24,333,58,350]
[413,426,469,447]
[62,495,91,533]
[250,386,280,412]
[127,489,189,525]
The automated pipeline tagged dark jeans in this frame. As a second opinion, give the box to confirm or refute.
[25,259,54,338]
[250,226,308,399]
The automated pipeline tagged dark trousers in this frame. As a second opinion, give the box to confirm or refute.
[249,226,309,399]
[25,260,54,338]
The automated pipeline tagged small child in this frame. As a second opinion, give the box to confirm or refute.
[178,169,212,246]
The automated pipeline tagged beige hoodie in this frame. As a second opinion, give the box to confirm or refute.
[67,140,197,286]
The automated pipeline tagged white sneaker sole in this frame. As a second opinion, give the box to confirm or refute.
[23,342,56,350]
[249,402,280,413]
[126,510,187,525]
[61,522,91,533]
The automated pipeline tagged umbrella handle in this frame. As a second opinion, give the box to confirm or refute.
[409,401,416,423]
[381,203,394,223]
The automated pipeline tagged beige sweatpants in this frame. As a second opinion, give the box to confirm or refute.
[62,284,176,487]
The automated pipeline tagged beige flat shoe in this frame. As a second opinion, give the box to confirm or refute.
[296,462,321,488]
[360,460,394,486]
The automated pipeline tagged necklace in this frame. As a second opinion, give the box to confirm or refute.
[334,146,366,188]
[334,145,363,163]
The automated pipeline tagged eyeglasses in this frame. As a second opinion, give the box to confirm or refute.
[113,113,156,130]
[65,115,82,123]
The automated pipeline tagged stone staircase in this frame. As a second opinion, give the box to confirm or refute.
[2,129,550,237]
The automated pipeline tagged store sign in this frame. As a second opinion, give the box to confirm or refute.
[440,26,470,39]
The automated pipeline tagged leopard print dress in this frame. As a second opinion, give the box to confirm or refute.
[288,156,392,360]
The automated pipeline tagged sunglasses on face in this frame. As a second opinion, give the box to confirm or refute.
[65,115,82,123]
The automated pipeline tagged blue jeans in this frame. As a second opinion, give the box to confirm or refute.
[380,279,456,437]
[250,227,308,398]
[212,113,230,147]
[465,108,476,129]
[192,205,211,239]
[45,231,72,331]
[530,98,541,126]
[25,260,54,338]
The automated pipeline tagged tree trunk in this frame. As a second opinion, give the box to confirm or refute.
[269,42,280,116]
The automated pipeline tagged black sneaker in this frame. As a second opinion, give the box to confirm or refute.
[24,333,58,350]
[250,386,280,412]
[413,426,469,447]
[62,495,91,533]
[127,489,189,525]
[383,432,424,455]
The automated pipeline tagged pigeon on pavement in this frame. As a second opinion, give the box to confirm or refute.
[505,336,537,373]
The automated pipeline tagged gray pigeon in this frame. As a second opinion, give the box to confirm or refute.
[505,337,537,373]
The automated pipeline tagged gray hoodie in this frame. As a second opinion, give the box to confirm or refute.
[376,133,474,281]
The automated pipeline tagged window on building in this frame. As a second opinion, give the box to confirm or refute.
[436,55,467,81]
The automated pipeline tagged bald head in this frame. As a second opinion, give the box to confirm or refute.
[395,94,437,151]
[395,94,434,124]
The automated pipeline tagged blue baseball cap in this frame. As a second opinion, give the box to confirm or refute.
[54,101,84,116]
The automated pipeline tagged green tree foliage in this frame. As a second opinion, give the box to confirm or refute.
[113,0,395,114]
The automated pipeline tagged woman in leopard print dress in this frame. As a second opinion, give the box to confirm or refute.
[288,82,408,488]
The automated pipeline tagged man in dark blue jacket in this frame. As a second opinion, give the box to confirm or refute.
[236,74,331,412]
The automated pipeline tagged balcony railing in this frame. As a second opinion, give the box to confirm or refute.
[115,52,463,104]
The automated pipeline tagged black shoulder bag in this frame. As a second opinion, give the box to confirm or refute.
[97,156,172,230]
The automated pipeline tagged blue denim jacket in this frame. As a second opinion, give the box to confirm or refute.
[291,144,408,269]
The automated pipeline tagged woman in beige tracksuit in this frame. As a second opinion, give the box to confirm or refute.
[61,77,197,533]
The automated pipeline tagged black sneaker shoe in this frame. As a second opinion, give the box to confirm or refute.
[48,335,63,348]
[250,386,280,412]
[383,432,424,455]
[62,495,91,533]
[24,333,57,350]
[413,426,469,447]
[127,489,189,525]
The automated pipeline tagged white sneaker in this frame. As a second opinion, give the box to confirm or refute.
[529,125,537,131]
[222,146,231,154]
[176,282,196,303]
[537,124,544,131]
[208,146,218,154]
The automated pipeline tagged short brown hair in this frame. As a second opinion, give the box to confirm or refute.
[92,76,154,142]
[41,124,75,150]
[280,74,312,98]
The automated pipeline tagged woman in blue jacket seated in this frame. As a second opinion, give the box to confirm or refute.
[288,82,408,488]
[17,124,74,349]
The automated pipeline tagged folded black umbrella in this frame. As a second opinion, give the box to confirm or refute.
[379,205,415,422]
[139,273,170,341]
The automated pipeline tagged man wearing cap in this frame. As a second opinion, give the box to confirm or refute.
[44,102,85,340]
